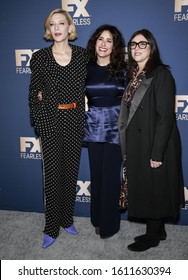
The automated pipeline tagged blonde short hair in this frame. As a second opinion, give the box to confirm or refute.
[44,8,77,41]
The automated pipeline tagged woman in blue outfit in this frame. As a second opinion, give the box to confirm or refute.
[83,25,127,238]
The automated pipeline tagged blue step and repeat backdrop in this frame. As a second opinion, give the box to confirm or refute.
[0,0,188,224]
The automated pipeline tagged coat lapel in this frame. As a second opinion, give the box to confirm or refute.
[127,77,153,127]
[42,47,59,87]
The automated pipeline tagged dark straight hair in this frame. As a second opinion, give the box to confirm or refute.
[127,29,169,78]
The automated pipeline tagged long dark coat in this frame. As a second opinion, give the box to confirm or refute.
[118,66,184,219]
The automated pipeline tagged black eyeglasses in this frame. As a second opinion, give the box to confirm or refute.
[129,41,150,50]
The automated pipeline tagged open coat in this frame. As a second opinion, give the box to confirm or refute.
[118,66,184,219]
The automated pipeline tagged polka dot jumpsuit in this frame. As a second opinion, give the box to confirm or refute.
[29,45,88,238]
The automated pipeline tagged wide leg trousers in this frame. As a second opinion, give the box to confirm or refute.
[88,142,122,237]
[41,110,83,238]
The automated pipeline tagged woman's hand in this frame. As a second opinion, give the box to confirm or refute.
[37,91,43,101]
[150,159,162,168]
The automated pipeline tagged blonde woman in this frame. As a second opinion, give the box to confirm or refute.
[29,9,88,248]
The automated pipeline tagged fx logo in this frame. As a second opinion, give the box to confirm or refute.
[20,137,41,153]
[174,0,188,12]
[15,49,38,67]
[175,95,188,113]
[62,0,89,17]
[77,180,91,196]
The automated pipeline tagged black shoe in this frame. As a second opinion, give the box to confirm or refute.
[134,232,166,242]
[128,237,160,252]
[100,234,114,239]
[134,228,167,242]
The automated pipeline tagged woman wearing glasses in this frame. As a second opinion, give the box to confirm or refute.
[118,29,184,251]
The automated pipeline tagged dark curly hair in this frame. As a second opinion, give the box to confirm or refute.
[86,24,127,80]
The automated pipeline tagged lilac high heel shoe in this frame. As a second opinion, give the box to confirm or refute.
[64,224,78,235]
[42,234,56,249]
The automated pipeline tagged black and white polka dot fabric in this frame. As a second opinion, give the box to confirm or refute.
[29,45,88,238]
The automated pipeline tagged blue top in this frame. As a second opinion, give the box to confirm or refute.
[83,62,126,144]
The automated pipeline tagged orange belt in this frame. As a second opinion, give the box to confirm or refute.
[58,102,79,110]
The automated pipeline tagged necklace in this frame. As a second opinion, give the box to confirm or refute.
[52,45,69,56]
[52,45,72,66]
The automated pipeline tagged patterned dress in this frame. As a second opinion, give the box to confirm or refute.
[29,44,88,238]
